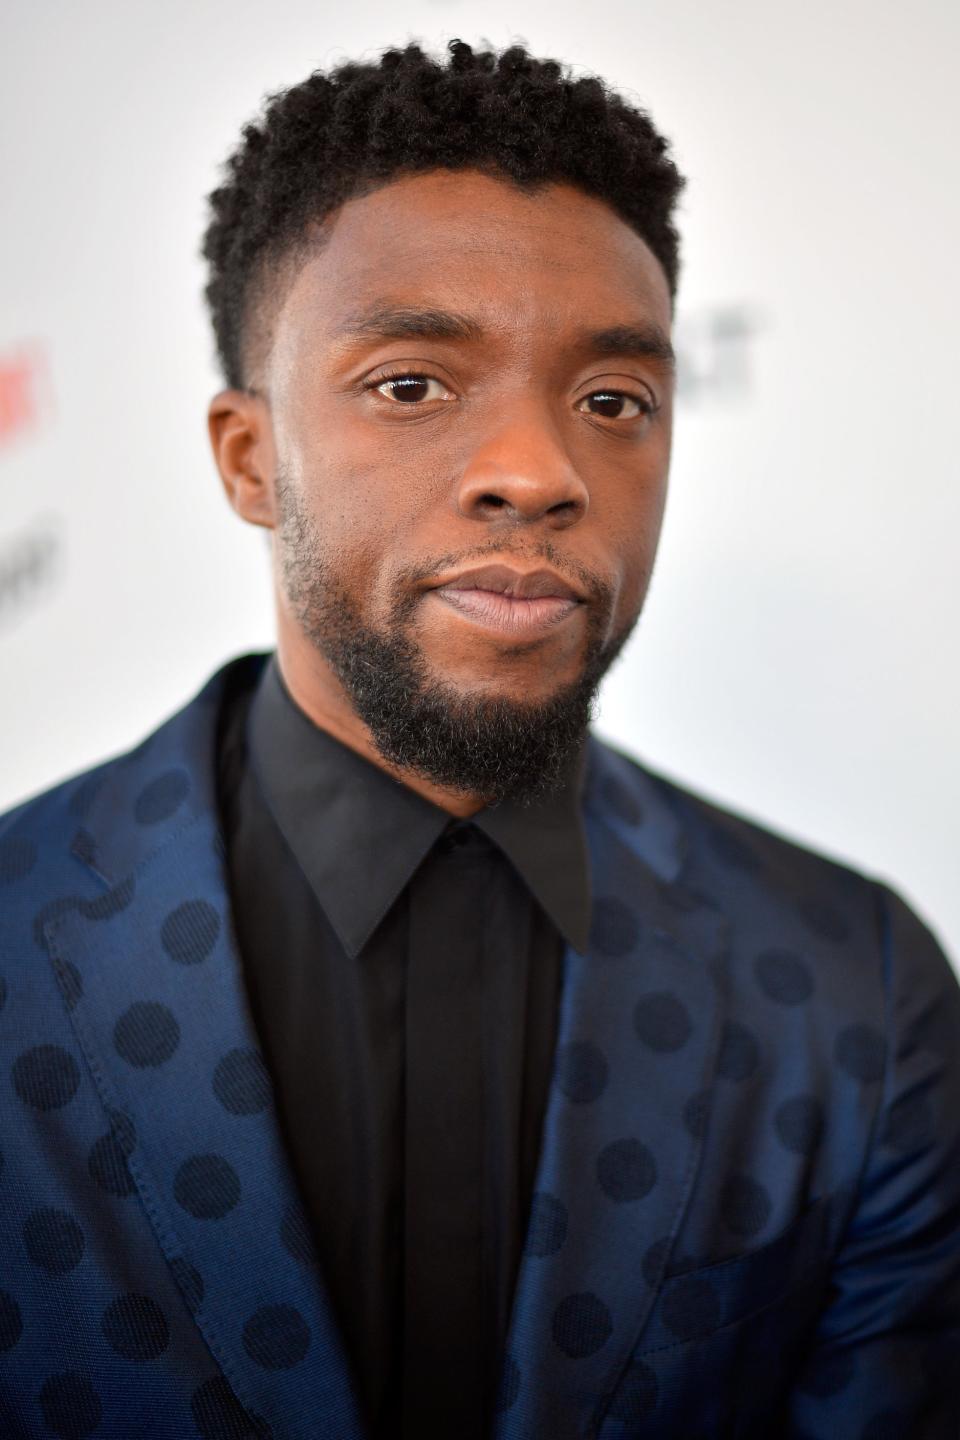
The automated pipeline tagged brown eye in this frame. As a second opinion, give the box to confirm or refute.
[368,373,452,404]
[579,390,652,420]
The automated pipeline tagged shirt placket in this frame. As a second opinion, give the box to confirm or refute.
[402,827,487,1439]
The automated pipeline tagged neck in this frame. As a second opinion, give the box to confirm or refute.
[274,627,486,819]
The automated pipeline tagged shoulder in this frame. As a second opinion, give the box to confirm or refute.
[0,757,121,910]
[586,732,956,1012]
[0,652,268,963]
[587,730,876,900]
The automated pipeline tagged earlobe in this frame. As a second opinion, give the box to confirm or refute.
[207,388,277,530]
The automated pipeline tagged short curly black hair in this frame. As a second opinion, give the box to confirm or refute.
[202,38,686,390]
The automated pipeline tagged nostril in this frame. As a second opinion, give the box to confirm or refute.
[481,494,506,508]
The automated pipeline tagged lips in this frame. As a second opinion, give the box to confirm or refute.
[429,563,585,602]
[429,563,584,637]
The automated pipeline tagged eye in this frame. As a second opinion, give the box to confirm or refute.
[364,371,454,404]
[362,370,658,421]
[577,389,655,421]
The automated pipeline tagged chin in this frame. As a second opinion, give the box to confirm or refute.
[438,668,582,706]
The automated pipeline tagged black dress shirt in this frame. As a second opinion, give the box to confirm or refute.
[216,655,591,1439]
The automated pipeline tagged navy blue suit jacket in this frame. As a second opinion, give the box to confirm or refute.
[1,652,959,1438]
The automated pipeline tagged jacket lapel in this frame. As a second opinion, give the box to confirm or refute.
[495,740,729,1440]
[41,655,368,1439]
[38,654,726,1440]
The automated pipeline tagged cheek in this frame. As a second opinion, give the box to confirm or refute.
[285,435,403,557]
[274,390,438,613]
[305,472,422,618]
[605,467,669,612]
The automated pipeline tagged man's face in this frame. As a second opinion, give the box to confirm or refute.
[234,169,675,801]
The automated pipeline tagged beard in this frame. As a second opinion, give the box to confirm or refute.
[274,473,643,807]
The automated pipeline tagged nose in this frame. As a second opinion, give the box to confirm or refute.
[454,410,589,529]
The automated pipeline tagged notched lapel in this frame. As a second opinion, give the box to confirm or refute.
[495,745,730,1440]
[41,657,368,1439]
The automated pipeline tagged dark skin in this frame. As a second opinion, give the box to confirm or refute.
[209,169,675,817]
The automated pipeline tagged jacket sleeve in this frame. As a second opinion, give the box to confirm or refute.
[782,883,960,1437]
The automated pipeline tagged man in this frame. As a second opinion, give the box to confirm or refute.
[1,37,957,1440]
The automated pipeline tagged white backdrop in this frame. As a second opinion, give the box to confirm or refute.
[2,0,957,963]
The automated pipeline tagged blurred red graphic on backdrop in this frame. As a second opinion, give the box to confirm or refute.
[0,344,51,449]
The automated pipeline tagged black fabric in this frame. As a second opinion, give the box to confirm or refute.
[216,655,591,1439]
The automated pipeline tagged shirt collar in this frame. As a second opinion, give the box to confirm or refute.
[470,749,591,955]
[246,655,592,959]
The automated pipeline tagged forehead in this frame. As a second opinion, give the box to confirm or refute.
[269,169,672,372]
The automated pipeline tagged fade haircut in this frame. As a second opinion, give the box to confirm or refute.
[202,38,686,389]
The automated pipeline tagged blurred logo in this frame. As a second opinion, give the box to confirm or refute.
[0,343,60,630]
[675,305,762,404]
[0,343,53,450]
[0,520,61,629]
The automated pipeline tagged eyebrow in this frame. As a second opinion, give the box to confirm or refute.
[331,303,676,369]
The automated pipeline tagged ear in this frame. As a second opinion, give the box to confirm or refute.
[207,389,277,530]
